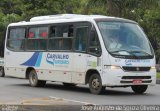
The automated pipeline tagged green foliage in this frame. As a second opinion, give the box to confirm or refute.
[0,13,22,40]
[20,0,85,20]
[0,0,160,62]
[157,72,160,79]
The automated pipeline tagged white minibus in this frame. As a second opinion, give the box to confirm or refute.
[4,14,156,94]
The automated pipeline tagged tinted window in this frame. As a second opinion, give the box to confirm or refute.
[27,27,48,50]
[28,27,48,38]
[27,39,47,50]
[7,28,25,50]
[89,31,101,55]
[75,27,88,52]
[9,28,25,39]
[7,40,25,50]
[48,25,73,50]
[98,22,153,58]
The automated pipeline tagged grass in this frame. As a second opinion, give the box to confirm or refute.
[157,72,160,79]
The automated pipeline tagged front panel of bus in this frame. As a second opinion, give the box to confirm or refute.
[96,19,156,86]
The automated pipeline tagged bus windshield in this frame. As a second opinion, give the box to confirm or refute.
[97,21,154,58]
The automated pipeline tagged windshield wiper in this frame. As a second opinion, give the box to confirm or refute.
[131,50,152,57]
[110,50,139,58]
[110,50,129,54]
[110,50,153,58]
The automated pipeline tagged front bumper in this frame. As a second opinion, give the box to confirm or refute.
[101,68,156,86]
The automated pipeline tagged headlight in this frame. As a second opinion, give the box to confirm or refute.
[104,65,121,69]
[151,66,156,69]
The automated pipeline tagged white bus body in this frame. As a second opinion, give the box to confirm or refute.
[4,14,156,94]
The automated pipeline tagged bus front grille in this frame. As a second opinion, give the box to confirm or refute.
[120,80,152,83]
[122,67,151,72]
[120,76,152,84]
[122,76,151,79]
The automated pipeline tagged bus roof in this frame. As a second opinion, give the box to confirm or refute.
[8,14,136,27]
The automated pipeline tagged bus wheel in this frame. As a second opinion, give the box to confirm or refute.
[89,74,105,94]
[0,66,5,77]
[131,85,148,94]
[29,70,46,87]
[63,83,76,87]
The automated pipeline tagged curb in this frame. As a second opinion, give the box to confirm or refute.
[0,97,89,105]
[156,79,160,84]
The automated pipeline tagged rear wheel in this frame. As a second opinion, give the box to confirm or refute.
[89,73,105,94]
[0,66,5,77]
[131,85,148,94]
[29,70,46,87]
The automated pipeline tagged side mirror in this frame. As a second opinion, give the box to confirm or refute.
[89,46,101,55]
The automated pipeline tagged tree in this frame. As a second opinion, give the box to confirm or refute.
[0,0,160,61]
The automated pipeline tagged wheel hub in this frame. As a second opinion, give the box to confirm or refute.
[92,78,100,89]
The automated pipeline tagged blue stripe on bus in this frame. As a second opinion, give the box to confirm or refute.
[21,52,39,66]
[35,52,42,67]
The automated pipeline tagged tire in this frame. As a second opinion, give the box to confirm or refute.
[63,83,76,87]
[89,73,105,94]
[29,70,46,87]
[0,66,5,77]
[131,85,148,94]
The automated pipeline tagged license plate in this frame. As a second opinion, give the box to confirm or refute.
[133,79,142,85]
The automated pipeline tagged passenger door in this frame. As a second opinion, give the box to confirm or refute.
[87,28,102,72]
[72,24,89,84]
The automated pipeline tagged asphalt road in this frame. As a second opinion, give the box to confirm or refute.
[0,76,160,105]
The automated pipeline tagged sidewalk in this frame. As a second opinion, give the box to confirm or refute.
[0,97,90,105]
[0,97,88,111]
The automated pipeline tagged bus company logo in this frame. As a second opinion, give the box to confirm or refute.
[125,59,150,66]
[125,60,132,66]
[46,53,69,65]
[136,67,140,71]
[21,52,42,67]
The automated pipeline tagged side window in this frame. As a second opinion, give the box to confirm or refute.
[7,28,25,50]
[75,27,88,52]
[48,25,73,50]
[27,27,48,50]
[89,30,101,55]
